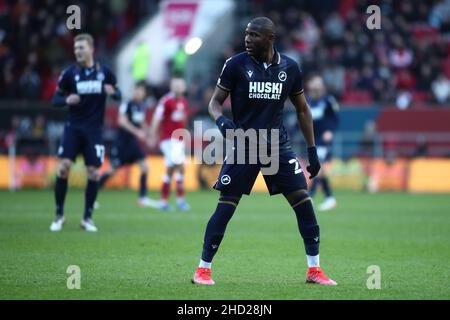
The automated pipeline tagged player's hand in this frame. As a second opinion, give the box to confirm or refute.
[66,94,81,105]
[216,115,237,138]
[135,129,147,141]
[104,84,116,96]
[306,146,321,179]
[323,131,333,143]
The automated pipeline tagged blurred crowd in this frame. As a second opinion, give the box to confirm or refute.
[0,0,157,100]
[224,0,450,107]
[2,0,450,107]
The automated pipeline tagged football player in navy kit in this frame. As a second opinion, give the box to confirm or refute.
[306,75,339,211]
[192,17,337,286]
[97,81,159,208]
[50,34,121,232]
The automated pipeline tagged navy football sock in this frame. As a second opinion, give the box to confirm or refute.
[84,179,99,220]
[98,173,111,189]
[309,177,320,197]
[321,176,332,198]
[201,194,241,262]
[290,193,320,256]
[54,177,68,216]
[139,173,147,198]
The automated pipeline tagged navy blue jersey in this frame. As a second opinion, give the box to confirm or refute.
[217,50,304,149]
[308,95,339,145]
[118,100,146,140]
[57,62,118,129]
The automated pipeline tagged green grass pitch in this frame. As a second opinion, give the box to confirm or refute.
[0,189,449,300]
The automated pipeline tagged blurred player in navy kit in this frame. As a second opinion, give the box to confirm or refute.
[97,81,159,208]
[306,75,339,211]
[50,34,121,232]
[192,17,336,286]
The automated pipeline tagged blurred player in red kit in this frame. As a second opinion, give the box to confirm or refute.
[149,77,190,211]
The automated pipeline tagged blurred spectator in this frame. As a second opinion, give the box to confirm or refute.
[132,40,151,82]
[431,73,450,104]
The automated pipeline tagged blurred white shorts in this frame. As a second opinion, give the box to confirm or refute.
[159,139,186,167]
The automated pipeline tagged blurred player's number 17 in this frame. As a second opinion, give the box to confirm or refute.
[289,158,302,174]
[95,145,105,163]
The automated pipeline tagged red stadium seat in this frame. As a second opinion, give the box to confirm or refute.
[341,90,373,105]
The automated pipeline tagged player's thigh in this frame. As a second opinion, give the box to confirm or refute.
[263,150,307,196]
[82,130,105,168]
[57,125,82,162]
[214,162,260,195]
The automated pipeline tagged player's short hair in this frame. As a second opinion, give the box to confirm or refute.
[74,33,94,47]
[134,80,147,89]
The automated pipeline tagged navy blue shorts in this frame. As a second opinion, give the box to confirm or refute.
[214,148,307,196]
[110,137,145,168]
[58,124,104,167]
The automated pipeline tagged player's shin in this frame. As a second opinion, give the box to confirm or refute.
[98,172,111,189]
[200,195,240,266]
[175,172,184,200]
[139,173,147,198]
[309,178,320,197]
[84,179,99,220]
[321,176,332,198]
[290,193,321,266]
[161,174,170,203]
[54,177,68,216]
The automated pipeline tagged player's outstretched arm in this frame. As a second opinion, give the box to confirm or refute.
[208,86,229,121]
[51,89,80,107]
[51,89,67,107]
[104,84,122,101]
[290,92,321,178]
[290,92,315,147]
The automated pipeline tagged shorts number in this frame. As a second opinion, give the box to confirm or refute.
[289,158,302,174]
[95,144,105,163]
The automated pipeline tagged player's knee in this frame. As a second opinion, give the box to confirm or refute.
[285,189,309,204]
[57,160,72,178]
[167,166,175,177]
[86,166,100,181]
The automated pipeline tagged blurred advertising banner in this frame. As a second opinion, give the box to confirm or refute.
[164,1,199,39]
[1,156,450,193]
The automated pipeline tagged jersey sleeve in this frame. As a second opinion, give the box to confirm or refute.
[216,57,235,92]
[56,68,72,94]
[119,101,129,115]
[103,65,117,85]
[153,97,166,121]
[290,63,304,96]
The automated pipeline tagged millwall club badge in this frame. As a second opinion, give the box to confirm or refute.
[97,72,105,81]
[220,175,231,185]
[278,71,287,82]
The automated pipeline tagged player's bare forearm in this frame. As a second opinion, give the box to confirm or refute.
[290,93,315,147]
[208,87,229,121]
[118,115,141,137]
[148,117,160,140]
